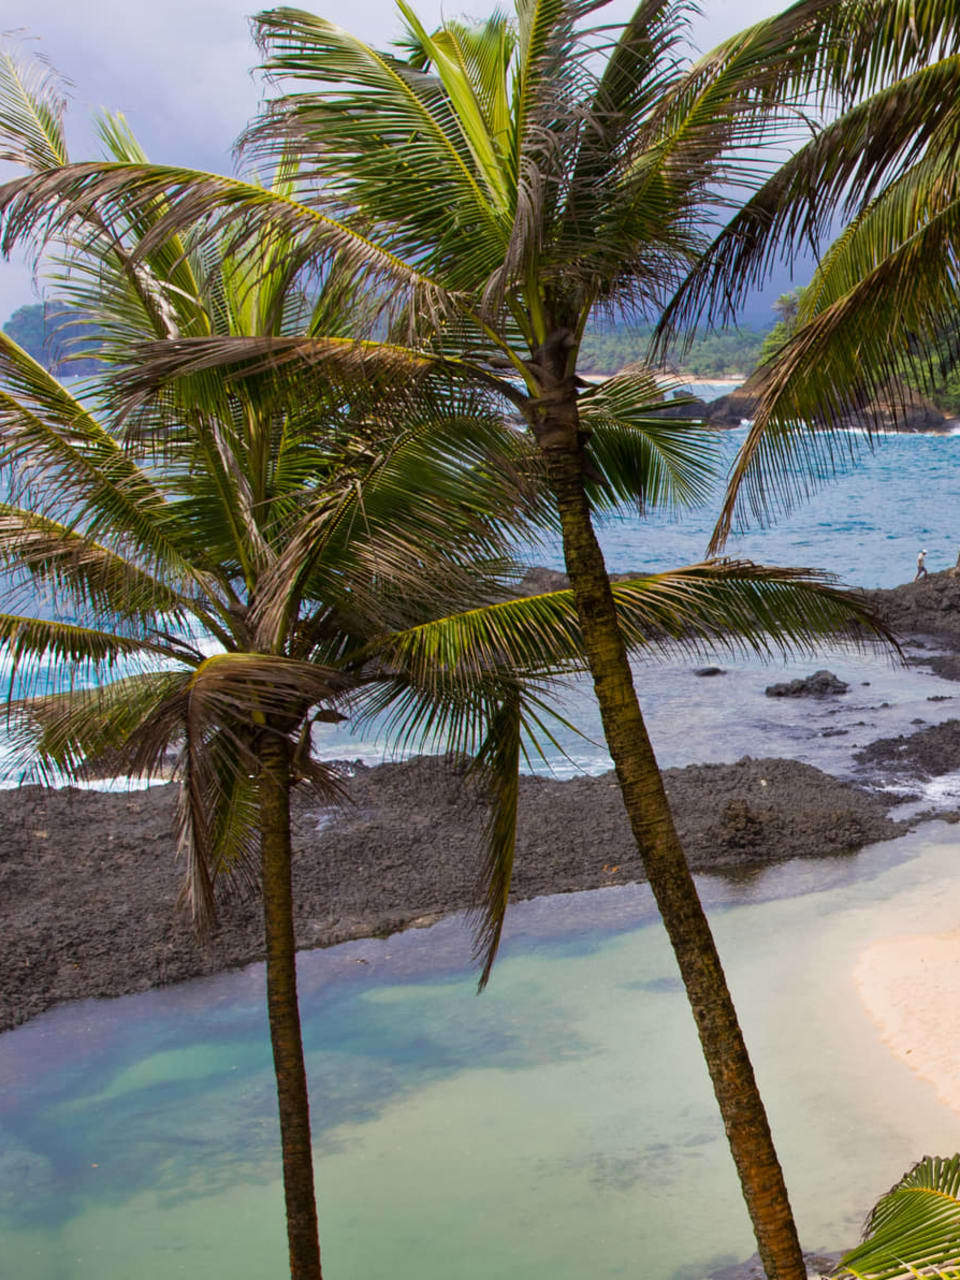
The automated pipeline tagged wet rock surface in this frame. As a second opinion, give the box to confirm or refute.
[705,390,758,426]
[0,754,903,1033]
[861,570,960,643]
[765,670,849,698]
[855,717,960,780]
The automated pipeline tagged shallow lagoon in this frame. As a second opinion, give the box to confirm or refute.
[4,824,960,1280]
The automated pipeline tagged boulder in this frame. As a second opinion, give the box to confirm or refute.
[706,390,758,427]
[648,395,708,421]
[834,385,948,434]
[765,669,849,698]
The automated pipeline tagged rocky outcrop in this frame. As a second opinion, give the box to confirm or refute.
[835,387,949,434]
[765,670,849,697]
[705,389,758,426]
[855,718,960,780]
[860,570,960,642]
[648,395,709,420]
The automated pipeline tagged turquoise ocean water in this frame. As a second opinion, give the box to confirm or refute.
[5,398,960,1277]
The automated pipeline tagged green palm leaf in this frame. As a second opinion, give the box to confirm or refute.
[835,1156,960,1280]
[373,560,897,691]
[0,46,69,170]
[578,372,718,513]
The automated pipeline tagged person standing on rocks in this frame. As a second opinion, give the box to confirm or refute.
[916,549,929,580]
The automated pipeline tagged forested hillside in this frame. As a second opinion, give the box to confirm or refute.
[577,322,767,377]
[3,300,766,381]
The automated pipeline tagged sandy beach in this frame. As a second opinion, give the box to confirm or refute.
[855,933,960,1113]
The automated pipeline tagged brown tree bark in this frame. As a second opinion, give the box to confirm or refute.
[533,360,806,1280]
[259,732,323,1280]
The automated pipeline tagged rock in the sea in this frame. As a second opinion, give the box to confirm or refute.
[834,384,948,433]
[855,717,960,780]
[860,571,960,644]
[765,670,849,698]
[705,389,758,427]
[648,395,708,421]
[693,666,726,677]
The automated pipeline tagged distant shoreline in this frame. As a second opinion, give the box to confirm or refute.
[579,372,745,386]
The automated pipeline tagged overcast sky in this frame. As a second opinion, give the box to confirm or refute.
[0,0,798,321]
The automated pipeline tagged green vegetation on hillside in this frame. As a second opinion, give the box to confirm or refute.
[1,303,766,382]
[579,321,768,378]
[752,289,960,415]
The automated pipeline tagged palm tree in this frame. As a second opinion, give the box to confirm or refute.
[0,55,579,1280]
[0,27,907,1280]
[168,5,919,1277]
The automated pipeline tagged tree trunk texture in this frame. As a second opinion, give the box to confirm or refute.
[259,732,323,1280]
[536,380,806,1280]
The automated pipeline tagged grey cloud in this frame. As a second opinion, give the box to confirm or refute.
[0,0,788,317]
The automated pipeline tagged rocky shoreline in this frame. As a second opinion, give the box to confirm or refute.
[0,754,909,1034]
[4,569,960,1035]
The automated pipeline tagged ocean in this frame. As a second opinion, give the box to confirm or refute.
[4,407,960,1279]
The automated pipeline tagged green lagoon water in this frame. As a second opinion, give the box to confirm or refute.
[4,824,960,1279]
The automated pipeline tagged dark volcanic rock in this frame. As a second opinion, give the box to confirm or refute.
[516,566,569,595]
[648,395,708,420]
[835,387,948,433]
[855,718,960,780]
[693,666,726,677]
[860,571,960,644]
[765,669,849,698]
[706,390,758,426]
[0,754,904,1034]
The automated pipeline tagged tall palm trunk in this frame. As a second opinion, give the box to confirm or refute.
[536,370,806,1280]
[259,732,323,1280]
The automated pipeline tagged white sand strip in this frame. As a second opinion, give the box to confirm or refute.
[855,932,960,1114]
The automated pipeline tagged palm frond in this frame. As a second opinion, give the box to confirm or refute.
[0,162,457,323]
[5,669,188,783]
[835,1155,960,1280]
[372,560,898,694]
[250,7,514,291]
[660,53,960,335]
[578,372,718,513]
[0,46,69,171]
[0,613,182,690]
[0,328,213,584]
[708,162,960,550]
[0,503,192,624]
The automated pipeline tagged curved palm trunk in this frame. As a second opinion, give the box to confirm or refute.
[259,733,323,1280]
[538,386,805,1280]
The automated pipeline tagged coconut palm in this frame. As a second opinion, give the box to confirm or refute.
[0,26,909,1280]
[141,4,919,1277]
[0,57,577,1279]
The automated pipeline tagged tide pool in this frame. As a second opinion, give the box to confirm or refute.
[3,824,960,1279]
